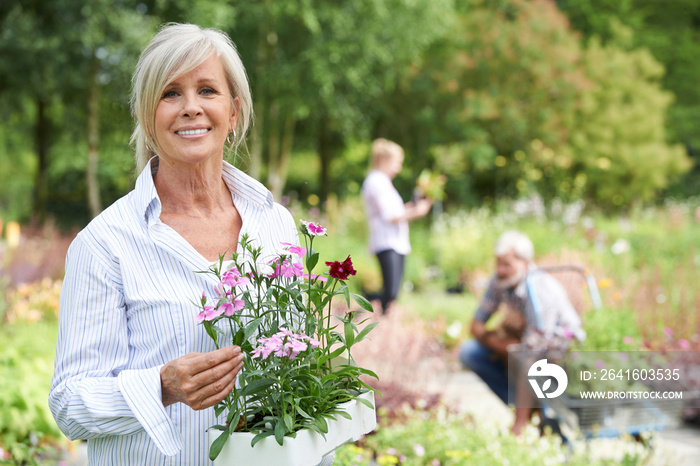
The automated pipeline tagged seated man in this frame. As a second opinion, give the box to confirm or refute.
[459,231,584,434]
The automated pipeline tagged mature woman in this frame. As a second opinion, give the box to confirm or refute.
[49,24,299,464]
[361,138,432,314]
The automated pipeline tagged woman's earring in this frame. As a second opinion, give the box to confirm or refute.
[227,129,236,146]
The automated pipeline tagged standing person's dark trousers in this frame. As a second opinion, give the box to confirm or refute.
[376,249,405,314]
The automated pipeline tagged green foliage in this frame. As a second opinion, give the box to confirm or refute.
[557,0,700,196]
[430,209,501,287]
[577,307,643,351]
[378,0,690,209]
[563,25,690,207]
[0,98,36,221]
[0,0,154,224]
[0,323,65,462]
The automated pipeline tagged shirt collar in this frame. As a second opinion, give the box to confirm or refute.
[221,159,274,209]
[134,157,160,224]
[134,156,274,224]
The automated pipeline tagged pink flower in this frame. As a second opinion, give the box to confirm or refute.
[220,299,244,317]
[286,339,308,358]
[268,258,304,279]
[307,337,320,348]
[594,360,605,369]
[618,353,629,362]
[303,273,328,282]
[623,336,634,345]
[679,339,691,349]
[195,305,222,323]
[664,327,673,337]
[252,329,318,360]
[221,268,250,288]
[301,220,327,236]
[561,328,574,339]
[281,242,307,258]
[251,343,276,360]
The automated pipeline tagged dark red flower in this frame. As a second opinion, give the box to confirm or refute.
[325,255,357,280]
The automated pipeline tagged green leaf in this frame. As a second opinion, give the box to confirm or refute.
[359,367,379,379]
[283,413,294,431]
[227,409,240,428]
[344,321,355,348]
[356,397,375,410]
[274,419,286,445]
[315,415,328,434]
[350,293,374,313]
[296,405,314,419]
[307,252,319,272]
[209,430,229,461]
[251,430,274,447]
[318,346,346,366]
[243,318,263,341]
[355,321,378,344]
[239,378,277,397]
[333,410,352,420]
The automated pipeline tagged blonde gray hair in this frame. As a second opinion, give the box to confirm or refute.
[495,231,534,262]
[370,138,404,169]
[130,23,253,172]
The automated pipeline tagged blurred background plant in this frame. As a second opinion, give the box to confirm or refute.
[333,404,651,465]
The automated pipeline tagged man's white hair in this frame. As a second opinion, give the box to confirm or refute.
[494,231,534,261]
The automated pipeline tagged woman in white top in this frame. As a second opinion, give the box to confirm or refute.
[49,24,301,465]
[361,138,432,314]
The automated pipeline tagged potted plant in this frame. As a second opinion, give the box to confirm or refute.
[194,221,378,464]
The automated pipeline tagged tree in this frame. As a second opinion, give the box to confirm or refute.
[563,24,690,206]
[0,1,74,223]
[404,0,589,203]
[381,0,690,208]
[557,0,700,195]
[71,1,154,218]
[0,0,153,222]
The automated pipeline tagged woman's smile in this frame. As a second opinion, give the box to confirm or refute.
[175,128,211,136]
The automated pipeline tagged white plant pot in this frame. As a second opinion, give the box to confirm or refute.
[210,391,376,466]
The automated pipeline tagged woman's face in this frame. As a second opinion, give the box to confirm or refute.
[154,55,237,168]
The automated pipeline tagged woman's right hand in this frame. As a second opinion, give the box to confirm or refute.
[160,346,244,410]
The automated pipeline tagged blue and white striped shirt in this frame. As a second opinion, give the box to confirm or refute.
[49,157,298,465]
